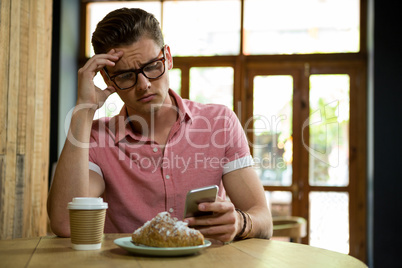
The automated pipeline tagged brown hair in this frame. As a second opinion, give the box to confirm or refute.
[91,8,164,54]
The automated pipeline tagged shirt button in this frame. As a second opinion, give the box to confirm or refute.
[169,208,174,213]
[153,147,158,153]
[166,175,170,179]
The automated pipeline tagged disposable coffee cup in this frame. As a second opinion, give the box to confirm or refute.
[68,197,108,250]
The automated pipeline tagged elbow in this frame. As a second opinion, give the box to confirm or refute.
[251,212,273,240]
[267,215,273,239]
[261,222,273,240]
[48,207,71,237]
[251,207,273,239]
[267,222,273,239]
[262,214,274,240]
[47,197,70,237]
[49,220,71,238]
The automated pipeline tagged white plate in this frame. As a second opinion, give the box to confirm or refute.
[114,237,211,257]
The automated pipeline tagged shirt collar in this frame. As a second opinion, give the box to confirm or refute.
[169,88,193,123]
[113,89,192,144]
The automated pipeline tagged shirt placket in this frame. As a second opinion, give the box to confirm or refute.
[160,120,183,219]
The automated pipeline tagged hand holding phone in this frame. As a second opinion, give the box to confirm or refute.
[184,185,219,218]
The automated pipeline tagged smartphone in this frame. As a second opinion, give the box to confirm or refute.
[184,185,219,218]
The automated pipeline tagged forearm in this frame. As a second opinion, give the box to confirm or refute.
[47,105,96,237]
[237,206,273,240]
[223,167,273,240]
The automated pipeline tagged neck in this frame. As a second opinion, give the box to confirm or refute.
[127,94,178,143]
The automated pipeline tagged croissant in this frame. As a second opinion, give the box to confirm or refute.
[132,212,204,247]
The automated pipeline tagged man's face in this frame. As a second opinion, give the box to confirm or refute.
[105,38,173,116]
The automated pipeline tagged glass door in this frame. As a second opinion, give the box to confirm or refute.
[248,73,295,220]
[246,62,365,257]
[307,74,350,253]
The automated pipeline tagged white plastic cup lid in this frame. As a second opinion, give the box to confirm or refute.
[67,197,108,210]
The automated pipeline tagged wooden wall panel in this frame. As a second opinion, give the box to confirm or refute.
[0,0,52,240]
[0,0,10,156]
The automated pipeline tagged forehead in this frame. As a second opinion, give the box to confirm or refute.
[113,38,161,70]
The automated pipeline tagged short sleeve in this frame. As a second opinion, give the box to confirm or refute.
[222,108,254,174]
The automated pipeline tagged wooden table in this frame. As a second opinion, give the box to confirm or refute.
[0,233,367,268]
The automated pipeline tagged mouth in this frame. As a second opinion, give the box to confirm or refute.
[137,94,156,103]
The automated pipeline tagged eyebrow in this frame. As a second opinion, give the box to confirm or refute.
[109,51,163,76]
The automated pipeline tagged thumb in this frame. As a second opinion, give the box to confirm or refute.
[103,85,116,98]
[215,195,225,202]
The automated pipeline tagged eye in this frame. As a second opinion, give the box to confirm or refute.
[144,61,162,72]
[116,72,135,81]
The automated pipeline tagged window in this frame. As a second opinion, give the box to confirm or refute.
[243,0,360,54]
[163,1,241,56]
[252,75,293,187]
[81,0,367,262]
[308,74,350,187]
[189,67,234,108]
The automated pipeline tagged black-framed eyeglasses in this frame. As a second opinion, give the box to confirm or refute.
[104,48,166,90]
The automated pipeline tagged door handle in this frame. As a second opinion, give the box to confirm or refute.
[291,181,304,200]
[291,183,299,199]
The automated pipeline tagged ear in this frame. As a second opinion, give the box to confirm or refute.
[164,45,174,70]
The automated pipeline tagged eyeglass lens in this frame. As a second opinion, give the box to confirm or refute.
[114,60,165,89]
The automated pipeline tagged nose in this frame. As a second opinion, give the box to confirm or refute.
[135,73,151,91]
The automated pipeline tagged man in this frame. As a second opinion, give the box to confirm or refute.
[47,8,272,242]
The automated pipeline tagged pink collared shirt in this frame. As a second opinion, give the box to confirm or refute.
[89,89,253,233]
